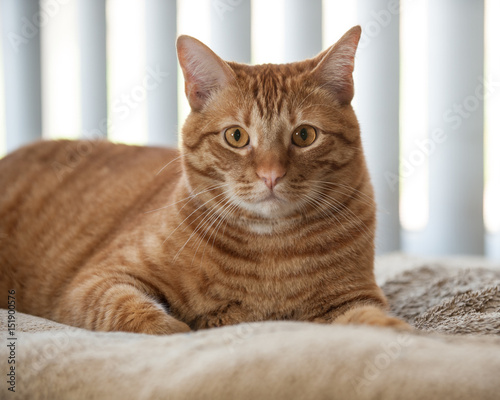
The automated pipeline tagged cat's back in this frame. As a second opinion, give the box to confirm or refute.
[0,139,180,218]
[0,138,176,177]
[0,140,181,312]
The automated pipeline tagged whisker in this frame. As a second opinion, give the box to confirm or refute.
[311,180,376,207]
[313,179,389,215]
[172,191,233,263]
[219,197,242,244]
[189,195,234,266]
[155,154,184,176]
[180,189,232,232]
[302,193,342,227]
[204,194,241,261]
[173,206,218,264]
[144,183,229,214]
[178,183,230,213]
[309,187,373,239]
[304,193,358,242]
[163,188,230,245]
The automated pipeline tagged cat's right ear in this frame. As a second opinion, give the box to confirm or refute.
[176,35,235,111]
[311,26,361,105]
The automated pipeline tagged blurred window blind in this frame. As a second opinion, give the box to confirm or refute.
[0,0,498,259]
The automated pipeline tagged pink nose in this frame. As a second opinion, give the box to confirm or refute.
[256,167,286,190]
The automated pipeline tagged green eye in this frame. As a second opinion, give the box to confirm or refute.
[225,126,249,148]
[292,125,317,147]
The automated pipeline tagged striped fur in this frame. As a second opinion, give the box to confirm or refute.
[0,26,408,334]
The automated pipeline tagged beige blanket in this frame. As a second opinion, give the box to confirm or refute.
[1,254,500,400]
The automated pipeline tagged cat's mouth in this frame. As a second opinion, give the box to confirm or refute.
[235,189,299,219]
[257,192,281,203]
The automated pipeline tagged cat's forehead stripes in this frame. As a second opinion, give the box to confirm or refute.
[229,61,316,122]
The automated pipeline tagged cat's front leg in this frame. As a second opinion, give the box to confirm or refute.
[333,305,411,330]
[55,274,190,335]
[311,297,411,330]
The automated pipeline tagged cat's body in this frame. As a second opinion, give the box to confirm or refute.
[0,27,408,333]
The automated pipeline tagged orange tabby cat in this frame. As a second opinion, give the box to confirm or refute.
[0,26,409,334]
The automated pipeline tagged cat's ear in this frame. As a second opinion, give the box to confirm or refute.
[311,26,361,105]
[177,35,235,111]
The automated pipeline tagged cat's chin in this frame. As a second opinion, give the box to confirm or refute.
[238,196,297,219]
[236,198,302,235]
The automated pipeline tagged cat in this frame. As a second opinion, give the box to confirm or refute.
[0,26,409,334]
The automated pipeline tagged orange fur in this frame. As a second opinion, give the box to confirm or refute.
[0,26,409,334]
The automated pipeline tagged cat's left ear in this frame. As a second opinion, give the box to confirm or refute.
[177,35,235,111]
[311,26,361,105]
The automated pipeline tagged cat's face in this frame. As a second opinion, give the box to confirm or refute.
[178,27,365,223]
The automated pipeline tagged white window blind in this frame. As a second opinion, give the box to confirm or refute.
[0,0,499,259]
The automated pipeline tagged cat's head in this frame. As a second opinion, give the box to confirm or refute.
[176,26,368,223]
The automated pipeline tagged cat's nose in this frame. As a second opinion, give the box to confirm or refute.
[256,166,286,190]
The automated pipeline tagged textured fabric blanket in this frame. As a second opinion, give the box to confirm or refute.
[1,254,500,399]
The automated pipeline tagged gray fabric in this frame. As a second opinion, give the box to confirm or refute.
[383,265,500,334]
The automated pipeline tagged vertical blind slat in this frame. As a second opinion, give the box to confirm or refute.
[356,0,401,253]
[0,0,42,152]
[487,235,500,260]
[78,0,107,138]
[284,0,322,62]
[425,0,485,255]
[210,0,251,63]
[485,0,500,260]
[145,0,178,147]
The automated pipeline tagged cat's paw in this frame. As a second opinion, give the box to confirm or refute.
[334,305,412,331]
[130,305,191,335]
[142,315,191,335]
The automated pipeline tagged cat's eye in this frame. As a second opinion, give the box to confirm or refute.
[224,126,250,148]
[292,125,317,147]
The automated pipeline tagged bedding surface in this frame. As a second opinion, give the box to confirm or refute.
[1,254,500,400]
